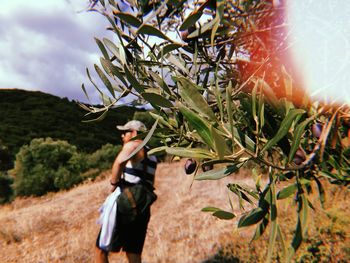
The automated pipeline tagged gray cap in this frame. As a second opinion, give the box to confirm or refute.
[116,120,147,132]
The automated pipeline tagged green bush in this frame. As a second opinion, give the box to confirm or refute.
[0,173,14,204]
[12,138,87,196]
[88,143,121,171]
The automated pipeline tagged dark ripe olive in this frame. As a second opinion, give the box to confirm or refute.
[293,156,304,165]
[180,30,189,41]
[343,117,350,127]
[184,158,197,174]
[312,123,323,139]
[180,26,195,42]
[202,164,214,172]
[293,148,306,165]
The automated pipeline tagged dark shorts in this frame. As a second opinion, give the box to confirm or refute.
[96,207,151,254]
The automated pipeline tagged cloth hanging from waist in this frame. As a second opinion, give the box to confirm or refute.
[97,186,121,250]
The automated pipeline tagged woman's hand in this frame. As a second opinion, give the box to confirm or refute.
[109,180,119,193]
[110,184,117,193]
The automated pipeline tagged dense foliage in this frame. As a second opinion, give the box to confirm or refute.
[0,140,11,171]
[0,173,14,204]
[0,89,140,166]
[85,0,350,261]
[12,138,86,196]
[88,143,121,171]
[0,141,13,203]
[10,138,121,197]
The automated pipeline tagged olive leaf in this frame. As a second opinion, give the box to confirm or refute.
[260,109,305,155]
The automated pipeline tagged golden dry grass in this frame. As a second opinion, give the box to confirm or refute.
[0,161,349,262]
[0,162,245,263]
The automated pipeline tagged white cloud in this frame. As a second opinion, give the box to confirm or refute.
[0,0,113,103]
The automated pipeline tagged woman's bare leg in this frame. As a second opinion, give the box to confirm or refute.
[126,252,141,263]
[95,247,109,263]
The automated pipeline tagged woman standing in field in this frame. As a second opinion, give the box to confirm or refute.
[95,120,158,263]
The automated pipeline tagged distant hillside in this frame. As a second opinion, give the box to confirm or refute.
[0,89,140,161]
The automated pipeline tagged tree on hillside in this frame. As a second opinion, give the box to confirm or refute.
[12,138,86,196]
[0,140,13,204]
[83,1,350,261]
[0,140,11,171]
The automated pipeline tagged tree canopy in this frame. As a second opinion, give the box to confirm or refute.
[84,1,350,261]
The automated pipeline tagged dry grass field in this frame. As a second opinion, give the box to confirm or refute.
[0,161,349,262]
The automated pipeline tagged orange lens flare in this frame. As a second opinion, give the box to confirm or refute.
[235,1,349,109]
[235,1,307,107]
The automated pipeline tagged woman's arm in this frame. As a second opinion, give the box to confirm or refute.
[109,140,145,192]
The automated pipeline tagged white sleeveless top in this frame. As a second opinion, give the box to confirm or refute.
[122,155,157,185]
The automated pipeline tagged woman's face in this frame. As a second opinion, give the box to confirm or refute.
[121,130,137,143]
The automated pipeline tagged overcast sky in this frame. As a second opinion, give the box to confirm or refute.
[0,0,349,105]
[0,0,111,104]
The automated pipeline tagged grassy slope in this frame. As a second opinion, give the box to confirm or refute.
[0,162,349,262]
